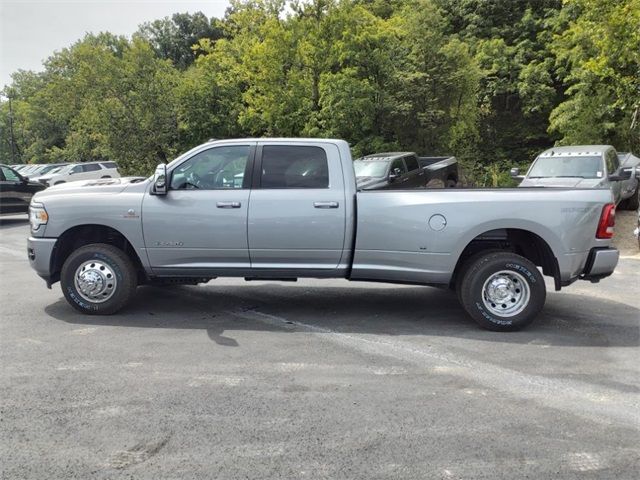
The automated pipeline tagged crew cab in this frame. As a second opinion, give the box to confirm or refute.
[354,152,458,190]
[512,145,640,210]
[28,139,620,331]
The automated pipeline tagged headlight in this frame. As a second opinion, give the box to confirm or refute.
[29,202,49,231]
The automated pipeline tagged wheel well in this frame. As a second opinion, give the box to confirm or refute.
[451,229,560,290]
[50,225,146,284]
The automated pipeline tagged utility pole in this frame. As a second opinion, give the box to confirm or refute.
[7,93,18,164]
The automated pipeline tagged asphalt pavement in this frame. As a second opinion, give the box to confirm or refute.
[1,215,638,479]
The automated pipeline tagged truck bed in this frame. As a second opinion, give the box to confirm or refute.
[351,187,613,286]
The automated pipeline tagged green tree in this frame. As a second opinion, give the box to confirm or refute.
[549,0,640,151]
[136,12,223,69]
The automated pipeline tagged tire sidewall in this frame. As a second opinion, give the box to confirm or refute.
[463,254,545,331]
[61,248,129,314]
[628,187,640,210]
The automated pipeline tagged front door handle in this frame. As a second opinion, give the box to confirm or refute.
[313,201,339,209]
[216,201,241,209]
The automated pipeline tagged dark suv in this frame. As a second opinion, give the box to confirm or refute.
[0,164,46,215]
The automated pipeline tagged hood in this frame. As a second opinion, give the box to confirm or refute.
[34,177,147,199]
[519,177,604,188]
[356,176,388,190]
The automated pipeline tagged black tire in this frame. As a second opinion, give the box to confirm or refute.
[624,186,639,210]
[101,175,111,179]
[454,249,502,304]
[60,243,137,315]
[458,252,545,331]
[445,178,457,188]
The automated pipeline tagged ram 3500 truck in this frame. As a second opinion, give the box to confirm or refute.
[27,138,619,331]
[512,145,640,210]
[353,152,458,190]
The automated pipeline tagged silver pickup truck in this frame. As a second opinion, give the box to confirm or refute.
[512,145,640,210]
[27,138,620,331]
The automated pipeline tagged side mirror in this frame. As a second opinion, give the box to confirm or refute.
[510,167,525,180]
[389,167,402,181]
[152,163,168,195]
[608,167,632,182]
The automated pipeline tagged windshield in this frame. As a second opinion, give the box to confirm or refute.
[353,160,390,178]
[39,164,63,175]
[528,155,603,179]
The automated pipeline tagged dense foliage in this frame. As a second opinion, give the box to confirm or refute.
[1,0,638,185]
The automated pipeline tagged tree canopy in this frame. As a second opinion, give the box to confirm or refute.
[1,0,638,185]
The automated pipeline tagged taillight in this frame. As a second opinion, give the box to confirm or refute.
[596,203,615,239]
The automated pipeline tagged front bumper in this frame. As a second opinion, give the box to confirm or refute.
[27,237,57,285]
[580,247,619,282]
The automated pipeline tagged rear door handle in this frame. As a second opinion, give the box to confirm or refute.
[216,201,241,209]
[313,201,339,209]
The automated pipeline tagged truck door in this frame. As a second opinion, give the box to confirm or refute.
[141,144,255,272]
[247,142,346,270]
[403,154,424,187]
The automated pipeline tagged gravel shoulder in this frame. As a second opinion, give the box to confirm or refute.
[613,210,639,257]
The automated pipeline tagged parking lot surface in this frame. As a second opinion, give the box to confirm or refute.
[1,214,639,479]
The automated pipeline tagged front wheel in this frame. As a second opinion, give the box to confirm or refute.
[624,185,639,210]
[458,252,546,331]
[60,243,138,314]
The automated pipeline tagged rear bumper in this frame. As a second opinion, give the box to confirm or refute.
[580,247,619,282]
[27,237,57,284]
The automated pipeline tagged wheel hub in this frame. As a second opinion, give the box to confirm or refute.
[481,270,530,317]
[74,261,117,303]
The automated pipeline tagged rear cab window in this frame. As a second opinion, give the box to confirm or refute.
[83,163,102,172]
[260,145,329,188]
[404,154,419,171]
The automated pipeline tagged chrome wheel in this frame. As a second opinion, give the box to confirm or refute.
[74,260,117,303]
[481,270,530,317]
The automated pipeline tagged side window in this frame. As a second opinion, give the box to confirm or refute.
[605,150,619,174]
[260,145,329,188]
[1,166,19,181]
[390,158,407,176]
[170,145,250,190]
[404,155,419,171]
[84,163,101,172]
[100,162,118,169]
[70,165,84,174]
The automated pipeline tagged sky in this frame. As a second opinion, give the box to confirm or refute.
[0,0,231,88]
